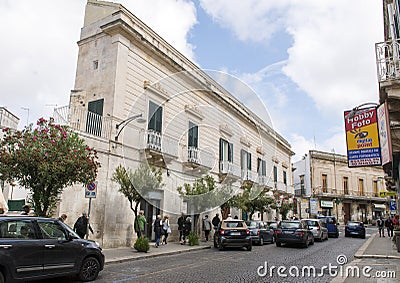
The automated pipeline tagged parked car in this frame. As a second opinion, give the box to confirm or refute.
[304,219,328,241]
[0,216,104,282]
[214,219,252,251]
[275,220,314,248]
[317,216,339,238]
[245,220,274,245]
[345,221,366,239]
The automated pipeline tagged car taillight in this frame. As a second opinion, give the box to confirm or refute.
[246,229,250,235]
[295,231,304,236]
[317,226,320,230]
[275,230,282,234]
[257,230,260,235]
[220,230,225,235]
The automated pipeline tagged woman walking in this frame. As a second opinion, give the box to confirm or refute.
[162,215,171,244]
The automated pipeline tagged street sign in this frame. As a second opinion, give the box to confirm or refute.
[390,200,396,211]
[310,198,318,215]
[85,182,97,198]
[379,191,397,197]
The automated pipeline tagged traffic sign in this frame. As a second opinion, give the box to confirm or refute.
[85,182,97,198]
[390,200,396,211]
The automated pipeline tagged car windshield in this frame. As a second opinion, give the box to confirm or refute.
[306,220,319,227]
[245,221,258,228]
[223,221,245,228]
[280,222,300,229]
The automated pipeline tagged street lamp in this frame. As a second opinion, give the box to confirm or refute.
[114,114,146,141]
[344,102,379,119]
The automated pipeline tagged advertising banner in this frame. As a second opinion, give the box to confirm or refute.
[344,107,381,167]
[377,102,392,165]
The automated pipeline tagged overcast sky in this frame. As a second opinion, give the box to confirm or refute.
[0,0,383,161]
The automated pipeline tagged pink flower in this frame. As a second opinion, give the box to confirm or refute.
[51,140,55,143]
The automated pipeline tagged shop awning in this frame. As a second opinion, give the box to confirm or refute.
[373,204,386,210]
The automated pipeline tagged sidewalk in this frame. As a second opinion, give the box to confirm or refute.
[103,241,212,264]
[331,232,400,283]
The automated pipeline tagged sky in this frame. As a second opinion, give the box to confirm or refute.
[0,0,384,162]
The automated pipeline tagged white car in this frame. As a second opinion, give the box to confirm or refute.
[304,219,328,241]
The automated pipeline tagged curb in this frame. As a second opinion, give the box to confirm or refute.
[105,245,211,265]
[353,232,376,258]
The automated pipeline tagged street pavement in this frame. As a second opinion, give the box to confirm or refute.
[102,231,400,283]
[330,232,400,283]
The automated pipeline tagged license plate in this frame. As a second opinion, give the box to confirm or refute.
[230,232,240,236]
[283,231,292,234]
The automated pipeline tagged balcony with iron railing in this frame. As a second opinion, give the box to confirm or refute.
[182,146,215,169]
[53,106,113,140]
[376,39,400,82]
[240,169,257,184]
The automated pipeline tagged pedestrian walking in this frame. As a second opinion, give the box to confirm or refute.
[377,216,385,237]
[73,212,93,239]
[212,213,221,230]
[177,212,185,241]
[181,216,192,245]
[135,210,147,238]
[386,216,394,237]
[153,214,162,248]
[162,215,171,244]
[58,214,67,223]
[203,215,212,241]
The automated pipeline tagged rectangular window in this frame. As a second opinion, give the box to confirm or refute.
[343,177,349,195]
[359,179,364,196]
[373,180,378,197]
[219,138,233,162]
[148,101,163,133]
[240,149,251,170]
[86,98,104,137]
[283,171,287,185]
[93,60,99,70]
[257,158,266,176]
[188,122,198,148]
[322,174,328,193]
[300,175,305,195]
[273,165,278,189]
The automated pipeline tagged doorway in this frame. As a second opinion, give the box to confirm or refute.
[140,199,161,240]
[343,203,351,223]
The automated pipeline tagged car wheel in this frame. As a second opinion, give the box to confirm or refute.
[270,235,275,244]
[361,234,366,239]
[325,234,328,240]
[247,244,252,251]
[276,241,281,247]
[213,238,218,248]
[310,237,315,245]
[0,271,4,283]
[218,241,224,251]
[345,233,349,237]
[303,239,309,248]
[259,237,264,246]
[78,257,100,282]
[335,232,339,238]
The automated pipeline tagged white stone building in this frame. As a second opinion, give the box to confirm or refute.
[293,150,389,224]
[54,0,295,248]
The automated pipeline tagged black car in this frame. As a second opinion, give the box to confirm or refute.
[345,221,366,239]
[245,220,274,245]
[275,220,314,248]
[214,219,252,251]
[0,216,104,282]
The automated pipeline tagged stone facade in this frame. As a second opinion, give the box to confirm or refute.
[55,0,294,248]
[293,150,390,224]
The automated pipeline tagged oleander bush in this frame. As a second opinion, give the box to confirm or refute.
[134,236,150,252]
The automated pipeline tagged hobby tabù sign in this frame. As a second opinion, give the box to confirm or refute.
[344,107,381,167]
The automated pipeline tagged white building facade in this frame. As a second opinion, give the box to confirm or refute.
[54,0,295,248]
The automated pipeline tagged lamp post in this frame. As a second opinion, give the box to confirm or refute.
[114,113,146,141]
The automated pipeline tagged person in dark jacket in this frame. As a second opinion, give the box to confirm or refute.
[153,214,162,248]
[177,212,185,241]
[73,212,93,239]
[181,216,192,245]
[212,213,221,229]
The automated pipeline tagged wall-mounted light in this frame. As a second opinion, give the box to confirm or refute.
[115,113,146,141]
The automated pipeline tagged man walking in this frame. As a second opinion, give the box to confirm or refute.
[177,212,185,242]
[212,213,221,229]
[203,215,212,241]
[377,216,385,237]
[74,212,93,239]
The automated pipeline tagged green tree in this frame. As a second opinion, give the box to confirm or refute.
[112,163,163,237]
[230,184,275,220]
[0,118,100,217]
[279,202,293,220]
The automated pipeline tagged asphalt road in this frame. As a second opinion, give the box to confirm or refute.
[32,227,375,283]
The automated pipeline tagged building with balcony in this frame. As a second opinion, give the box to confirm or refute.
[293,150,389,224]
[53,0,295,248]
[376,0,400,214]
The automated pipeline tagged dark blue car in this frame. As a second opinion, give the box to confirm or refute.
[345,221,366,239]
[317,216,339,238]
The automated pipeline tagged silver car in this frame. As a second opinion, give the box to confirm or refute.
[304,219,328,241]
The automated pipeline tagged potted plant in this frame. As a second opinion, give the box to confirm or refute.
[394,226,400,252]
[134,236,150,253]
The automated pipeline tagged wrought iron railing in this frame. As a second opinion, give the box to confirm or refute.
[143,129,179,158]
[376,39,400,82]
[53,106,113,139]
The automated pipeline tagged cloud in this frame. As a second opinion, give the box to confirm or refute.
[0,0,197,128]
